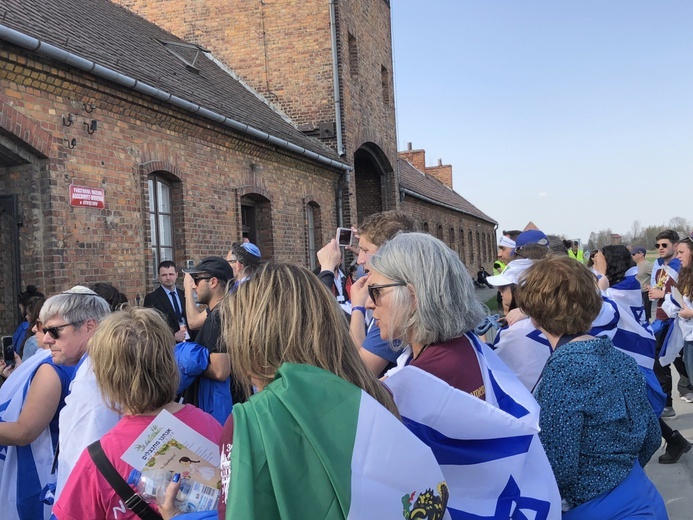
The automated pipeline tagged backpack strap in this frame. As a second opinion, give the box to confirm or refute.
[87,440,163,520]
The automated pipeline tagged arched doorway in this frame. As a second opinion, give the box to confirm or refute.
[353,143,393,224]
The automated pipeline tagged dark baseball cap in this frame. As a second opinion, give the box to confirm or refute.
[183,256,234,282]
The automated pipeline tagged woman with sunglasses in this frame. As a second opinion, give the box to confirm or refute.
[366,233,561,518]
[0,304,78,519]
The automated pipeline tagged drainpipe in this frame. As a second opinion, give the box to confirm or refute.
[329,0,348,229]
[329,0,345,159]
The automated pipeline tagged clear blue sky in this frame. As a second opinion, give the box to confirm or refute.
[392,1,693,243]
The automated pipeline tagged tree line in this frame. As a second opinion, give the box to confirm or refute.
[586,217,691,251]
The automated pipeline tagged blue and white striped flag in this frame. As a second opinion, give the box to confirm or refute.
[590,286,664,414]
[590,295,656,370]
[385,333,561,520]
[0,350,55,520]
[493,318,552,391]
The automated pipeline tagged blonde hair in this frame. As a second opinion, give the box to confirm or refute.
[90,307,179,414]
[220,262,399,417]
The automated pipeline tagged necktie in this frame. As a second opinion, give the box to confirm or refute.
[170,290,182,322]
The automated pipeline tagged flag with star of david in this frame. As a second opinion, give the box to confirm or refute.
[385,332,561,520]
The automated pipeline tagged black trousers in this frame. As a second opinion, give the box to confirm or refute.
[641,291,652,323]
[653,320,689,407]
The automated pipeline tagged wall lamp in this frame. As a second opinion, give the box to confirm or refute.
[84,120,97,134]
[65,138,77,149]
[62,113,74,126]
[83,102,96,113]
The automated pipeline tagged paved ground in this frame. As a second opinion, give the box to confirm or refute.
[645,371,693,520]
[472,286,693,519]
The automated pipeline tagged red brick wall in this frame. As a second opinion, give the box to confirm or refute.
[400,196,496,275]
[113,0,399,226]
[0,47,341,304]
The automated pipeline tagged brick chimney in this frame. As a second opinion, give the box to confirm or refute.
[399,142,427,172]
[425,158,453,189]
[398,144,453,189]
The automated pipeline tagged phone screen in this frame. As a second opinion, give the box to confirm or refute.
[337,228,353,247]
[2,336,14,367]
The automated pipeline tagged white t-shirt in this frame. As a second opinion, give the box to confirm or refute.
[55,355,120,501]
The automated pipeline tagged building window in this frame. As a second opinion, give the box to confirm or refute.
[306,202,322,270]
[449,227,455,250]
[437,224,444,241]
[381,65,390,105]
[423,222,429,234]
[477,231,482,263]
[348,33,358,78]
[459,228,465,261]
[468,230,474,264]
[148,175,174,277]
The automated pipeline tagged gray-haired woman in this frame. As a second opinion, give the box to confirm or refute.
[367,232,561,518]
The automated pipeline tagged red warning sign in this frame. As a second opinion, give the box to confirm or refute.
[69,184,105,209]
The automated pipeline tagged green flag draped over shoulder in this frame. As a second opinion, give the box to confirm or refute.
[228,363,450,520]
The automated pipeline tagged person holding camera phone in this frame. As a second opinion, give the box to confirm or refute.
[316,211,417,377]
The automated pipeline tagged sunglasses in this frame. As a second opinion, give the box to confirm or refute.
[655,243,669,249]
[367,282,406,306]
[191,275,213,284]
[40,322,76,340]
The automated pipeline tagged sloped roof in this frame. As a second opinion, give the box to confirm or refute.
[0,0,343,166]
[398,158,496,224]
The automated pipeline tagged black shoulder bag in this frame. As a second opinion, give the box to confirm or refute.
[87,440,163,520]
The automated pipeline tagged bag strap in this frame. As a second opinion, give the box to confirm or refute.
[87,440,163,520]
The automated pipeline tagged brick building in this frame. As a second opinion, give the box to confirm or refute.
[0,0,497,334]
[0,0,351,333]
[113,0,400,224]
[398,145,497,273]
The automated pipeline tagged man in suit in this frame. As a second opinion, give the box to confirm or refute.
[144,260,188,342]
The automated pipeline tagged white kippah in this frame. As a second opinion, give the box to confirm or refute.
[62,285,98,295]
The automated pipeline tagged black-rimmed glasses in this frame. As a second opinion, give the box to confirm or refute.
[41,322,76,340]
[191,275,213,285]
[367,282,406,306]
[655,243,669,249]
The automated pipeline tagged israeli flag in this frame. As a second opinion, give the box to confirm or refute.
[591,295,656,371]
[0,350,55,520]
[493,319,553,391]
[385,332,561,520]
[604,267,653,330]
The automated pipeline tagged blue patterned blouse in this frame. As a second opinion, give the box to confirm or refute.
[534,337,660,509]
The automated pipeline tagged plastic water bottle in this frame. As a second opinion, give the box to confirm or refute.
[126,469,219,513]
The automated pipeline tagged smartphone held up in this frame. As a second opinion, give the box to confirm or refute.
[336,227,353,247]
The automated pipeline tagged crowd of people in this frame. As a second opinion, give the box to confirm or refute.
[0,212,688,519]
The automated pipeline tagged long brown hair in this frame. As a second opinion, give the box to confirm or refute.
[220,262,399,417]
[677,238,693,298]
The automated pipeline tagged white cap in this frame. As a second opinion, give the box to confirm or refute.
[486,258,534,287]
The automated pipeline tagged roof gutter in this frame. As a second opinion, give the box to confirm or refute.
[0,23,352,173]
[400,187,497,225]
